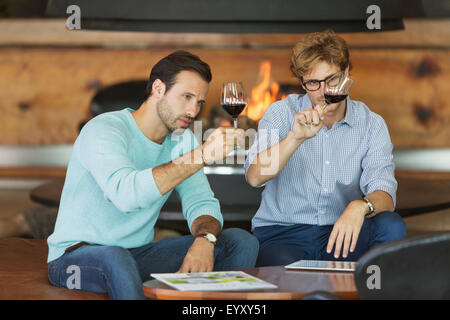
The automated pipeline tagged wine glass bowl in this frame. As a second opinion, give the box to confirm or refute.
[221,82,247,128]
[323,75,354,106]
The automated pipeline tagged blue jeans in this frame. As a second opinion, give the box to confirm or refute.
[48,228,259,299]
[253,211,407,267]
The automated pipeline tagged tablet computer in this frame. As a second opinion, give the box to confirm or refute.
[285,260,356,272]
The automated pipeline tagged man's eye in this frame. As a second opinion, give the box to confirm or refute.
[328,75,340,83]
[308,80,318,85]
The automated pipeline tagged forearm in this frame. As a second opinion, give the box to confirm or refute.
[352,190,395,218]
[246,131,305,187]
[153,147,204,195]
[365,190,395,216]
[190,215,221,237]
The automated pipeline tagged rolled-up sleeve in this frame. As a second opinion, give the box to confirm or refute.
[360,115,398,208]
[176,170,223,232]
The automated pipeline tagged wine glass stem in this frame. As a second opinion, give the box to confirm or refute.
[233,118,239,152]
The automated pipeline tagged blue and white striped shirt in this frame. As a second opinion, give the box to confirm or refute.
[244,94,397,229]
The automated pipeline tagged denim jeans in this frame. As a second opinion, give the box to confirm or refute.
[48,228,259,299]
[253,211,407,267]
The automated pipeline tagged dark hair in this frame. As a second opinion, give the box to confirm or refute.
[144,50,212,100]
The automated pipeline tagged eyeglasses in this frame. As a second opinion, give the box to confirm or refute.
[301,71,344,91]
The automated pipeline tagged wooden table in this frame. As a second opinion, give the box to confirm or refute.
[142,266,359,300]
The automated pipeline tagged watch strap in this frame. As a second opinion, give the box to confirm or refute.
[363,198,375,217]
[195,232,216,244]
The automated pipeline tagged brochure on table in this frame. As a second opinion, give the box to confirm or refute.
[151,271,278,291]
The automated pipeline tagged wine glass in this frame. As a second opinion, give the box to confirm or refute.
[323,75,354,106]
[220,81,247,128]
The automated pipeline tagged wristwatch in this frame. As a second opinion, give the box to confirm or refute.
[363,198,375,217]
[195,232,217,245]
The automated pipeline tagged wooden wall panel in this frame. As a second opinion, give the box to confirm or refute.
[0,19,449,148]
[350,49,450,148]
[1,47,449,147]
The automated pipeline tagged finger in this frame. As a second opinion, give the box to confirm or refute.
[233,129,245,141]
[177,263,188,274]
[237,133,245,148]
[189,264,200,274]
[198,262,211,273]
[230,128,244,138]
[312,110,320,125]
[224,128,235,137]
[296,113,307,124]
[313,104,326,120]
[327,228,338,254]
[226,135,239,148]
[304,110,312,124]
[350,228,360,253]
[198,263,211,273]
[334,230,345,259]
[342,228,352,258]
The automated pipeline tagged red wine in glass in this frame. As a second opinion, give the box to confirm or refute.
[222,103,247,120]
[324,93,347,104]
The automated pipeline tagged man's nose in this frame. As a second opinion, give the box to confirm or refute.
[185,101,197,118]
[319,84,325,95]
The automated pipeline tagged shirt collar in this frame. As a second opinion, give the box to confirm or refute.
[300,94,356,128]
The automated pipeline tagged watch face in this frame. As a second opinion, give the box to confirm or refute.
[206,233,217,243]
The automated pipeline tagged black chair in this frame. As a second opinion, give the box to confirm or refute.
[354,232,450,299]
[90,80,146,117]
[78,80,146,131]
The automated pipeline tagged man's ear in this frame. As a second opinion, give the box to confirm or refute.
[152,79,166,98]
[344,65,350,76]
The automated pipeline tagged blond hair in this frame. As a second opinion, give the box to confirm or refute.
[290,29,352,81]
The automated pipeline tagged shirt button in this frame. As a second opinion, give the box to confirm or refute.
[319,210,325,214]
[323,188,329,193]
[325,160,330,165]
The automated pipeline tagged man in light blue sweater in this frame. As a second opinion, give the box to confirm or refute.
[47,51,259,299]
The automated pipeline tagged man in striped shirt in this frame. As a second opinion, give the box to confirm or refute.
[245,30,407,266]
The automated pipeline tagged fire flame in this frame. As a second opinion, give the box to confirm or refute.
[244,61,285,122]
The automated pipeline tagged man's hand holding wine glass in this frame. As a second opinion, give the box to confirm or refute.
[292,103,326,140]
[201,127,245,164]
